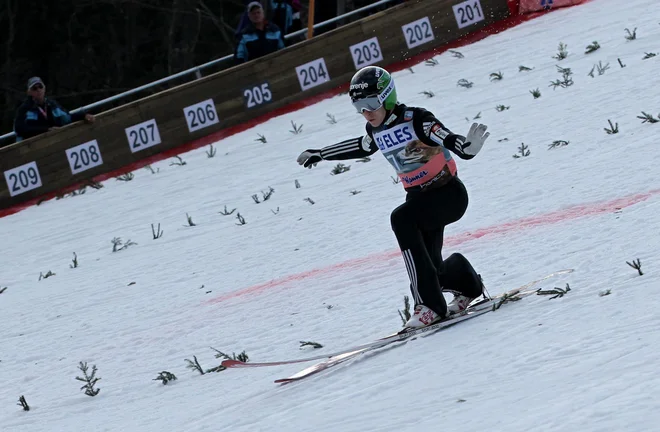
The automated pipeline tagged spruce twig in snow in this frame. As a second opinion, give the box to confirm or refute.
[637,112,659,124]
[304,197,315,205]
[289,120,303,135]
[449,50,464,58]
[300,341,324,349]
[38,270,55,281]
[473,112,481,120]
[235,213,247,225]
[552,42,568,60]
[151,223,164,239]
[626,258,643,276]
[604,120,619,134]
[588,65,595,78]
[548,140,570,149]
[642,52,657,60]
[294,179,301,189]
[425,58,439,66]
[618,58,626,68]
[255,134,267,143]
[251,194,261,204]
[356,157,371,163]
[585,41,601,54]
[530,88,541,99]
[219,205,236,215]
[512,143,530,158]
[407,67,414,74]
[331,163,351,175]
[76,362,101,396]
[624,28,637,41]
[350,190,362,195]
[420,90,435,98]
[498,138,509,142]
[111,237,137,252]
[599,289,612,297]
[145,165,159,174]
[153,371,177,385]
[595,61,610,76]
[550,66,574,89]
[212,348,249,363]
[398,295,411,326]
[271,207,280,215]
[70,252,78,269]
[492,292,522,311]
[262,187,275,201]
[457,79,474,88]
[519,65,533,72]
[87,179,104,189]
[537,284,571,299]
[489,71,503,82]
[169,155,187,166]
[496,105,510,112]
[116,173,134,182]
[391,176,401,184]
[326,113,337,124]
[185,356,205,375]
[0,287,7,294]
[17,395,30,411]
[185,213,196,227]
[206,145,217,158]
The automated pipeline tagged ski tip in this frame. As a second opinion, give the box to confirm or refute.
[221,359,247,368]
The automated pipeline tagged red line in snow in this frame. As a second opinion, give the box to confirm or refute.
[206,188,659,304]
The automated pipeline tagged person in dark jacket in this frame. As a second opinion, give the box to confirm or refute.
[235,2,285,64]
[14,77,94,142]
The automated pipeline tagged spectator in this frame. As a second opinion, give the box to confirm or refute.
[270,0,302,36]
[14,77,94,142]
[235,2,285,64]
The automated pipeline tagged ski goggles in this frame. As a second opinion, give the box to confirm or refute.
[352,96,382,113]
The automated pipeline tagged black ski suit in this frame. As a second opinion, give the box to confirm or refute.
[317,103,483,317]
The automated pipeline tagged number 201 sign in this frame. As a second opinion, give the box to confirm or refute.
[452,0,484,29]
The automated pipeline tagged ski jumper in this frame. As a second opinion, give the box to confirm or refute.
[319,103,483,317]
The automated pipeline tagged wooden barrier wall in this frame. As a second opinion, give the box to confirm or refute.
[0,0,510,209]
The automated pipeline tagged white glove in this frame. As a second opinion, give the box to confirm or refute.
[460,123,489,157]
[297,149,323,169]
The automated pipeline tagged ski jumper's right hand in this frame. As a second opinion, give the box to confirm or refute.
[297,149,323,168]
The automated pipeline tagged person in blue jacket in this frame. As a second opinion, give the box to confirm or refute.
[235,2,285,64]
[14,77,94,142]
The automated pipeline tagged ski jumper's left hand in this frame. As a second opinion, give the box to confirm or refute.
[459,123,489,157]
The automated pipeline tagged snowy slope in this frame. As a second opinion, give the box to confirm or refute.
[2,0,660,430]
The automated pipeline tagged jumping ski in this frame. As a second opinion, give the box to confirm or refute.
[221,269,574,376]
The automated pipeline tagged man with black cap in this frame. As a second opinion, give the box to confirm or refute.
[235,2,286,64]
[13,77,95,142]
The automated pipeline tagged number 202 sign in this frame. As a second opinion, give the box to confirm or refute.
[349,37,384,70]
[125,119,161,153]
[184,99,219,133]
[4,161,42,197]
[295,58,330,91]
[452,0,484,29]
[401,17,435,49]
[66,140,103,175]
